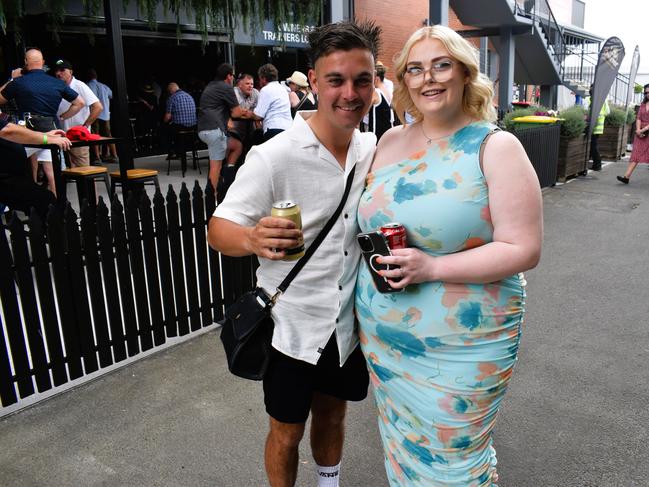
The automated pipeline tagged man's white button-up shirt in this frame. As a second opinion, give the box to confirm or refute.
[213,113,376,365]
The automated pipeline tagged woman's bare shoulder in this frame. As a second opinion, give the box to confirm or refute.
[371,124,419,172]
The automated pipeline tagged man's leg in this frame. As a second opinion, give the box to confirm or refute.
[208,159,222,193]
[265,418,306,487]
[590,133,602,170]
[310,391,347,486]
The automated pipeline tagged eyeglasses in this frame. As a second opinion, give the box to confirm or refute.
[403,58,456,88]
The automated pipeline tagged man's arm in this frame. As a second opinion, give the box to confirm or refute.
[208,216,301,260]
[84,101,103,127]
[59,95,86,122]
[0,122,72,149]
[0,68,22,104]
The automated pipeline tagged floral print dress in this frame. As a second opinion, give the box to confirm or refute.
[356,122,526,486]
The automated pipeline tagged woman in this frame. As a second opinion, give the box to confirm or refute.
[286,71,317,117]
[617,84,649,184]
[355,25,543,486]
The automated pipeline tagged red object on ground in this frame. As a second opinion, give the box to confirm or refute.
[66,125,101,141]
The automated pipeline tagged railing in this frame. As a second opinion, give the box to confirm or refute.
[513,0,566,77]
[0,183,257,414]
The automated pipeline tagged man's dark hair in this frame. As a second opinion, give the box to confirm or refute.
[215,63,234,81]
[307,20,381,66]
[258,64,279,82]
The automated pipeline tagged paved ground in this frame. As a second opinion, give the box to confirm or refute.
[1,160,648,486]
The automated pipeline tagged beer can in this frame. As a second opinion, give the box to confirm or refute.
[271,200,305,260]
[380,222,408,249]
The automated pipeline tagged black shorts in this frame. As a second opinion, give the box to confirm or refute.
[263,333,369,424]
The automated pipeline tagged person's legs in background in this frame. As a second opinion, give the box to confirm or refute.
[198,128,228,194]
[590,133,602,171]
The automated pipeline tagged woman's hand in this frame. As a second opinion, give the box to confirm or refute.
[377,248,434,289]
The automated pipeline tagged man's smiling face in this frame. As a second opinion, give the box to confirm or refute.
[309,48,375,132]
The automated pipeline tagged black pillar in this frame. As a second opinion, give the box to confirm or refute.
[103,0,133,193]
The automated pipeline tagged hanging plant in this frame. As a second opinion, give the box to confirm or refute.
[1,0,321,46]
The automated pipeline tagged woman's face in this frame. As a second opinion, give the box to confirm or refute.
[403,38,468,120]
[287,81,299,92]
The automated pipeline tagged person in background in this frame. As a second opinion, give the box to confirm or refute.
[54,59,103,167]
[226,73,259,166]
[0,115,71,217]
[355,25,542,486]
[87,68,118,163]
[362,67,399,143]
[617,83,649,184]
[197,63,250,195]
[163,82,197,160]
[251,64,292,141]
[0,48,84,196]
[587,84,610,172]
[286,71,317,117]
[208,20,380,487]
[374,61,393,102]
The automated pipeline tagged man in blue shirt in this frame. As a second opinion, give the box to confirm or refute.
[0,48,85,196]
[164,82,197,128]
[87,68,118,163]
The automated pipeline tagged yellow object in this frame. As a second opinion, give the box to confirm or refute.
[511,115,563,123]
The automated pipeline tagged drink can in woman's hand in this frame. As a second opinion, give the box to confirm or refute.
[380,222,408,249]
[271,200,305,260]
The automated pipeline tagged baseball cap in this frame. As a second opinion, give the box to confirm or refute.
[54,59,73,71]
[66,125,101,141]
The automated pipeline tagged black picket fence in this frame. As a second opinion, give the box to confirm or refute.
[0,182,257,410]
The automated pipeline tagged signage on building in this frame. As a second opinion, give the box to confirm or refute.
[233,20,316,48]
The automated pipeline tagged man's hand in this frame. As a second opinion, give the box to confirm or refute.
[46,130,72,150]
[247,216,303,260]
[11,68,23,79]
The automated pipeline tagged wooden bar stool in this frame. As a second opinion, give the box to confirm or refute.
[109,168,160,197]
[62,166,111,207]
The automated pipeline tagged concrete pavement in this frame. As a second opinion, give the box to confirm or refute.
[1,160,648,486]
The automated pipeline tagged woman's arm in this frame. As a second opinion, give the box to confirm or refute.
[381,131,543,286]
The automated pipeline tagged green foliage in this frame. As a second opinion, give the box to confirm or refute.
[626,107,636,124]
[606,105,627,127]
[635,84,643,94]
[557,105,587,138]
[1,0,321,48]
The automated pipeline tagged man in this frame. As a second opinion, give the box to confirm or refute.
[164,82,197,160]
[54,59,103,168]
[0,48,84,196]
[587,84,610,172]
[0,115,71,217]
[252,64,292,141]
[198,63,250,193]
[208,20,380,487]
[87,68,118,163]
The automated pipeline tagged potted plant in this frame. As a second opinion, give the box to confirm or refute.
[556,105,588,182]
[600,105,627,160]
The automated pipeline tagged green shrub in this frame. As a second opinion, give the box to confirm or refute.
[501,105,548,131]
[558,105,587,138]
[606,105,627,127]
[626,107,636,124]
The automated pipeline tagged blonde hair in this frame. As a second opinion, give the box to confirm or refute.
[392,25,497,124]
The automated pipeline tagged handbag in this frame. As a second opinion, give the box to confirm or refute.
[220,165,357,380]
[26,115,57,133]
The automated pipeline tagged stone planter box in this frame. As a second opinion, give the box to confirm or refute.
[557,133,588,182]
[599,124,625,160]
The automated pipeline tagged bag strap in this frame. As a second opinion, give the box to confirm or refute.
[272,164,357,302]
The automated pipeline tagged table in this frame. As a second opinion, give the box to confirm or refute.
[24,137,121,204]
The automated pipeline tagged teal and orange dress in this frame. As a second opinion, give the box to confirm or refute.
[356,122,525,486]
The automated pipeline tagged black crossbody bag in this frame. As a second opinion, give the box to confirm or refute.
[220,165,357,380]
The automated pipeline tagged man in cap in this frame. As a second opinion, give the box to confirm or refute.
[208,20,380,487]
[54,59,103,167]
[0,48,85,196]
